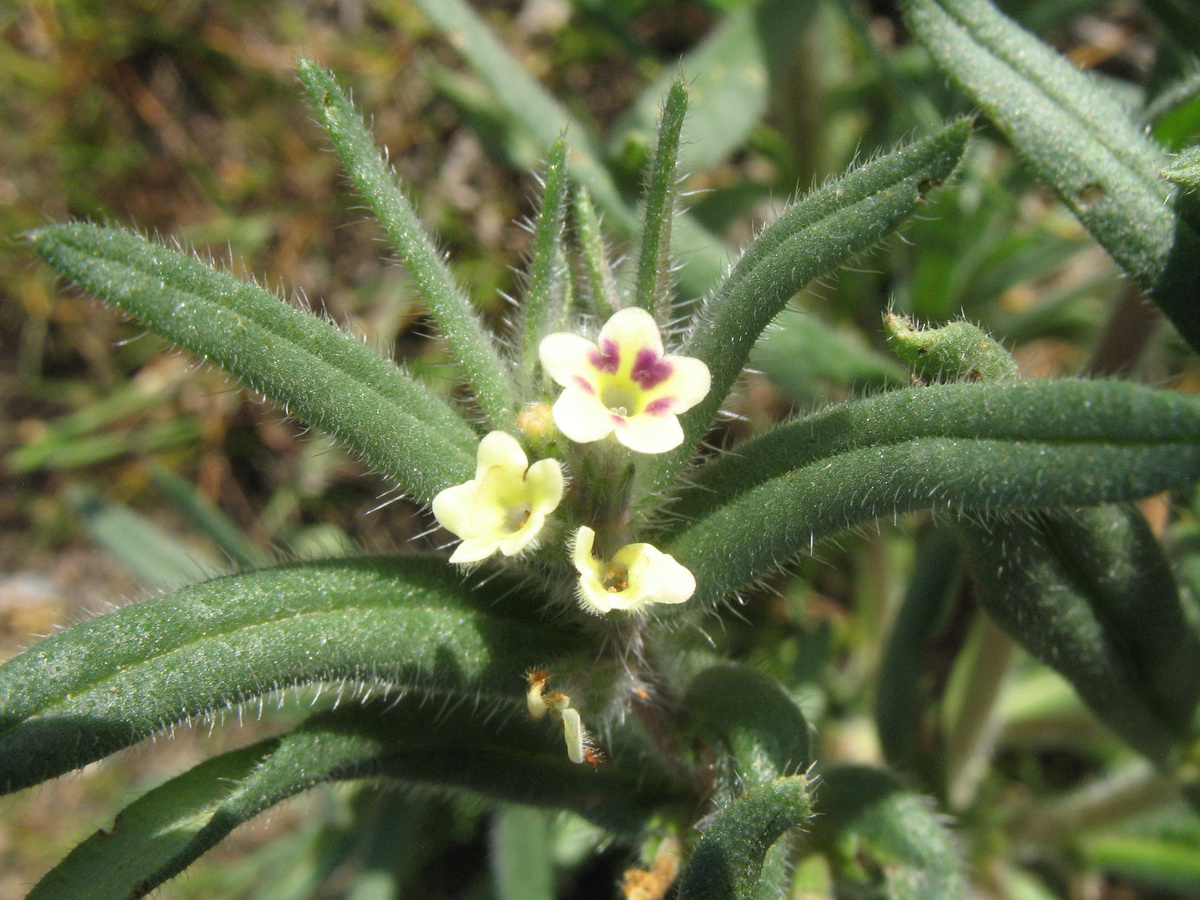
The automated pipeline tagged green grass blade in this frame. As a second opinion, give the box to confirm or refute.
[150,466,266,569]
[68,485,225,590]
[609,0,817,175]
[405,0,727,297]
[295,60,517,432]
[676,775,814,900]
[638,120,970,503]
[491,807,555,900]
[663,380,1200,609]
[810,766,967,900]
[0,557,576,795]
[900,0,1200,353]
[29,697,676,900]
[634,79,687,320]
[28,223,477,504]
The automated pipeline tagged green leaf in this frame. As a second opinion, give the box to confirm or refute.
[634,79,687,321]
[884,313,1019,383]
[66,485,224,591]
[491,807,555,900]
[677,775,813,900]
[876,527,963,772]
[1164,145,1200,192]
[810,766,967,900]
[28,223,477,504]
[295,60,517,433]
[899,0,1200,354]
[29,698,678,900]
[608,0,817,175]
[570,187,620,320]
[962,511,1193,767]
[684,663,811,799]
[663,380,1200,609]
[638,120,970,504]
[520,138,571,372]
[0,556,577,794]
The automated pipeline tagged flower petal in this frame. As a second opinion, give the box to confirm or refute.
[475,430,529,478]
[614,412,684,454]
[552,389,617,444]
[526,458,564,512]
[655,355,711,414]
[597,307,663,359]
[539,333,598,388]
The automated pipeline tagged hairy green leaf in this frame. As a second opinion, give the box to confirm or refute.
[634,79,687,321]
[0,557,577,794]
[638,120,970,503]
[810,766,967,899]
[676,775,814,900]
[664,380,1200,608]
[29,698,678,900]
[900,0,1200,353]
[685,663,811,799]
[28,223,477,504]
[296,60,517,432]
[520,138,571,372]
[963,511,1194,766]
[1164,145,1200,192]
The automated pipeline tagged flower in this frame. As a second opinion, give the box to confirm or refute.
[571,526,696,614]
[432,431,563,564]
[538,307,710,454]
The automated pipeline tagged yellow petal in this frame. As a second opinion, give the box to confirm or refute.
[614,412,684,454]
[539,332,598,388]
[552,388,617,444]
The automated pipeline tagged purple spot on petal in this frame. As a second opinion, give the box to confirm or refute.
[574,376,595,395]
[644,396,675,415]
[589,340,620,374]
[610,413,626,425]
[631,348,672,389]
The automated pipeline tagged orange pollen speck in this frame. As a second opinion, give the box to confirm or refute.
[603,565,629,593]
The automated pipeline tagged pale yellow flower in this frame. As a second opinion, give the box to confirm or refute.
[571,526,696,615]
[432,431,563,564]
[539,307,710,454]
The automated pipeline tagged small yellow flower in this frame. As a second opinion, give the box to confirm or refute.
[571,526,696,615]
[432,431,563,564]
[539,307,710,454]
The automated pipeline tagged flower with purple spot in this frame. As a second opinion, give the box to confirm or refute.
[538,307,711,454]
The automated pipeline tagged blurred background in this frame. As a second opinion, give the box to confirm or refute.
[3,1,1199,897]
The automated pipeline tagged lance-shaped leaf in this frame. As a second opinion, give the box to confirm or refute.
[29,698,681,900]
[809,766,967,900]
[638,120,970,503]
[28,224,477,504]
[1164,145,1200,193]
[0,557,577,795]
[900,0,1200,354]
[663,380,1200,609]
[963,511,1194,767]
[634,79,687,321]
[676,775,814,900]
[520,138,572,370]
[297,61,518,432]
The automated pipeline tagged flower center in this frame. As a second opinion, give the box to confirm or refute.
[505,507,531,533]
[600,381,639,417]
[602,564,629,593]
